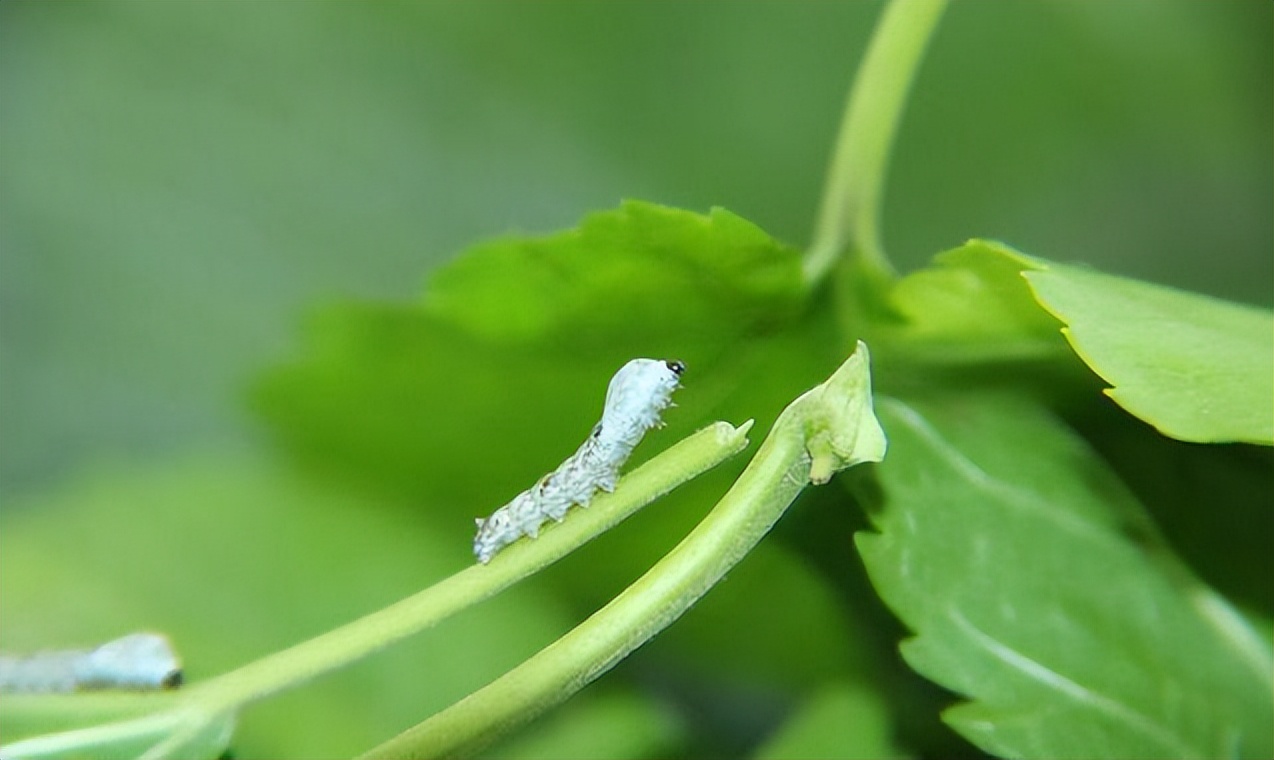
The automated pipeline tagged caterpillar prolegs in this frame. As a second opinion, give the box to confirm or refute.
[473,358,684,564]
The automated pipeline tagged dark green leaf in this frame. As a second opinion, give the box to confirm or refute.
[856,393,1273,759]
[754,682,906,760]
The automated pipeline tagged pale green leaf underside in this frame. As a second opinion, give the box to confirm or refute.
[1022,263,1274,445]
[856,393,1273,760]
[887,239,1274,444]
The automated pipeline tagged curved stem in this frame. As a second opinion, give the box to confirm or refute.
[805,0,948,286]
[361,344,885,760]
[181,422,752,715]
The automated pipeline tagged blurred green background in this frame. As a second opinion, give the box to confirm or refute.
[2,0,1269,499]
[1,2,1270,757]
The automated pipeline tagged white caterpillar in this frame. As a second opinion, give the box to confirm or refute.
[0,632,182,693]
[474,358,685,564]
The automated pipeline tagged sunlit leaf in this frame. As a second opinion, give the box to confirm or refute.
[884,239,1274,444]
[1023,263,1274,445]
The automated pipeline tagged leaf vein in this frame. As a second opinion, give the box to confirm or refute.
[882,399,1116,545]
[948,608,1199,759]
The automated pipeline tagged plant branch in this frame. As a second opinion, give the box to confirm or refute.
[360,342,886,760]
[179,422,753,715]
[805,0,948,286]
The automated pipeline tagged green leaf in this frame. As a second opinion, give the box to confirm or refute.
[855,393,1273,759]
[424,200,805,345]
[882,239,1274,444]
[255,201,810,507]
[754,682,907,760]
[1022,264,1274,445]
[878,240,1068,364]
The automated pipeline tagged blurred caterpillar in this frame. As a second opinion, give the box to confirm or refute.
[0,632,182,693]
[473,358,685,564]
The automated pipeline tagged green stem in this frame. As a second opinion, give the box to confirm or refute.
[360,344,886,760]
[180,422,752,715]
[804,0,948,286]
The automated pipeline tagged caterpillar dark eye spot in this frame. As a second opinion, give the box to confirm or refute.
[0,633,182,693]
[665,360,686,375]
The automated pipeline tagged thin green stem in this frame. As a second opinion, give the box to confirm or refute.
[360,344,886,760]
[364,436,806,760]
[180,422,752,715]
[805,0,948,286]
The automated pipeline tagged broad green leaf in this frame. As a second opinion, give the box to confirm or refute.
[1022,264,1274,445]
[883,239,1274,444]
[855,393,1273,759]
[879,240,1067,364]
[423,200,805,345]
[753,682,906,760]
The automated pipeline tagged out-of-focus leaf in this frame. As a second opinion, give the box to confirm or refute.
[479,690,683,760]
[855,393,1273,759]
[423,201,804,345]
[0,692,168,752]
[254,202,808,508]
[0,456,572,758]
[142,712,236,760]
[649,541,870,691]
[1023,263,1274,445]
[753,682,906,760]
